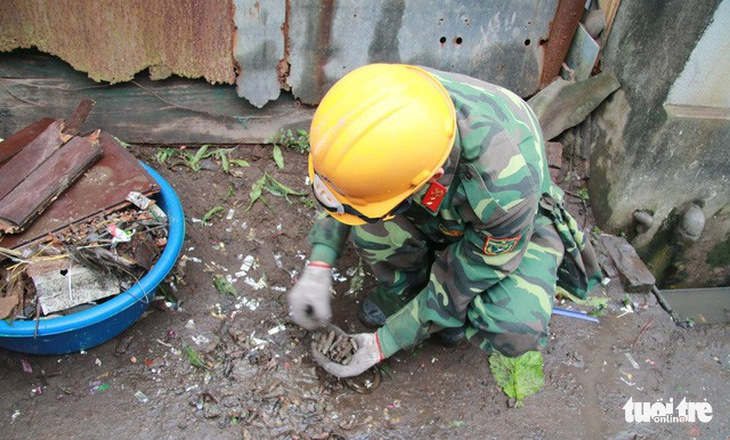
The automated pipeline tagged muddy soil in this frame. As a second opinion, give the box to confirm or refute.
[1,145,728,439]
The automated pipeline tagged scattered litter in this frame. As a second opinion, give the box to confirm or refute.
[331,269,347,283]
[134,390,149,403]
[267,324,286,335]
[185,319,196,329]
[20,357,32,374]
[95,358,102,366]
[226,208,235,220]
[89,382,110,394]
[244,276,267,291]
[236,297,260,311]
[0,203,168,321]
[126,191,167,221]
[11,409,20,422]
[235,255,256,278]
[624,352,640,370]
[619,376,635,386]
[30,386,43,396]
[191,335,210,346]
[107,223,133,244]
[250,333,269,347]
[273,254,284,269]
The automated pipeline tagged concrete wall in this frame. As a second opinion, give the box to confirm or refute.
[588,0,730,287]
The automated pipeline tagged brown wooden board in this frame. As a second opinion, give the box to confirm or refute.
[0,131,160,248]
[0,117,55,165]
[0,134,103,233]
[0,119,65,200]
[61,99,95,136]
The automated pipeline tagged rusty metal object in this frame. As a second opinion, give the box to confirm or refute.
[316,329,356,365]
[539,0,586,88]
[0,0,235,85]
[344,367,382,394]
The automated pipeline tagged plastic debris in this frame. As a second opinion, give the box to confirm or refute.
[107,223,132,244]
[236,297,260,311]
[235,255,255,278]
[243,276,267,291]
[191,335,210,346]
[126,191,167,220]
[134,390,149,403]
[624,352,640,370]
[267,324,285,335]
[20,357,32,374]
[552,307,600,323]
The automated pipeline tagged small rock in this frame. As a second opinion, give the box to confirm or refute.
[204,403,222,419]
[199,159,220,171]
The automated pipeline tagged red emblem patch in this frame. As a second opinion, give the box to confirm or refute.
[421,181,447,213]
[483,235,521,256]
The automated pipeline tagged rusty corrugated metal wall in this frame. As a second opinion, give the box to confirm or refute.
[1,0,567,108]
[0,0,236,85]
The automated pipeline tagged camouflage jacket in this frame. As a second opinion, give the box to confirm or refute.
[309,68,560,351]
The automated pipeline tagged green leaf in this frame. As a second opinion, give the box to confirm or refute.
[265,172,307,196]
[273,144,284,169]
[489,350,544,407]
[229,159,250,168]
[182,342,209,369]
[246,175,267,211]
[194,144,211,162]
[202,205,224,224]
[213,275,237,297]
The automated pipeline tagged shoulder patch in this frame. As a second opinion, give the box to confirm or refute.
[483,235,520,256]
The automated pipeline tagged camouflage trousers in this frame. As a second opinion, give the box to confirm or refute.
[353,211,565,357]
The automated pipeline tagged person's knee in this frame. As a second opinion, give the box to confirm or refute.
[487,327,547,358]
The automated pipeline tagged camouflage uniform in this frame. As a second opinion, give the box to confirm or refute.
[309,68,602,358]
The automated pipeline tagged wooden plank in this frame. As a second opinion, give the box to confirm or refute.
[0,131,160,249]
[0,134,103,233]
[0,119,65,200]
[0,117,55,165]
[0,50,315,145]
[62,99,96,136]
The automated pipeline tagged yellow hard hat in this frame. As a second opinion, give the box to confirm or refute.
[308,63,456,226]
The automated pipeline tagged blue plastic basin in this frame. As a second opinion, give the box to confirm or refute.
[0,163,185,355]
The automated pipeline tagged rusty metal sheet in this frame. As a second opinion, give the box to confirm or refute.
[233,0,287,108]
[287,0,559,104]
[0,0,236,85]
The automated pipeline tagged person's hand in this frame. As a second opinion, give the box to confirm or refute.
[287,262,332,330]
[311,325,384,378]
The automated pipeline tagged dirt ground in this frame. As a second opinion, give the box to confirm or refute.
[1,144,728,439]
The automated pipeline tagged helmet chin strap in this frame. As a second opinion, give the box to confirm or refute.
[430,167,445,182]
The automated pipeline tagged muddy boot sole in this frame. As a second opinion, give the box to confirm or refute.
[433,326,466,347]
[357,297,387,328]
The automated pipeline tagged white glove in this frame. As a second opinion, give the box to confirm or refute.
[287,263,332,330]
[311,325,384,378]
